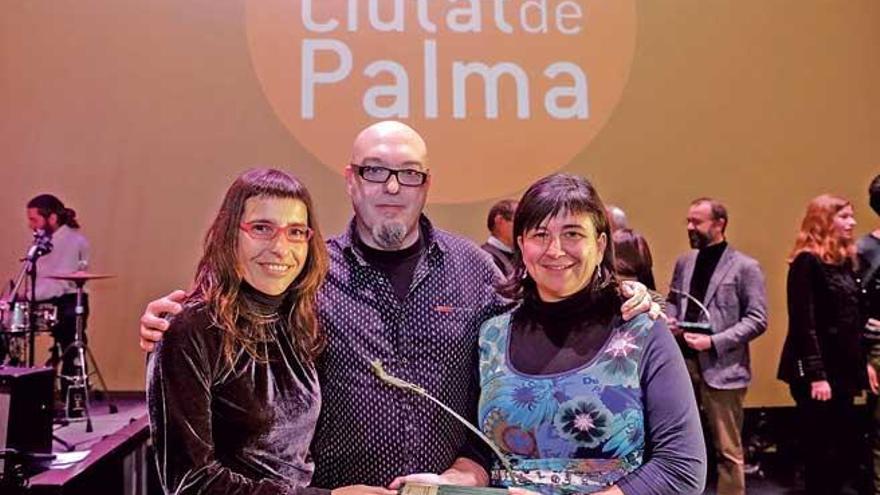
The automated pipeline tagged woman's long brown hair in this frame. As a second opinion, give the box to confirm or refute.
[189,168,329,364]
[788,193,855,266]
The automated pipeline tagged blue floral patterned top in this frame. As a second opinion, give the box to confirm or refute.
[478,312,655,494]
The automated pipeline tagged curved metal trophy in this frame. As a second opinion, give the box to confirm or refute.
[369,359,511,495]
[668,288,714,335]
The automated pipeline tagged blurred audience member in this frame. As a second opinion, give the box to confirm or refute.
[482,199,518,277]
[612,228,657,291]
[606,204,629,232]
[859,174,880,495]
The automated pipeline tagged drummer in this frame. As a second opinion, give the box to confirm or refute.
[26,194,90,383]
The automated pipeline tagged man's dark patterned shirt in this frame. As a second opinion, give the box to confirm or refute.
[311,216,508,487]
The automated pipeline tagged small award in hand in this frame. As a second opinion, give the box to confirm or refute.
[669,288,714,335]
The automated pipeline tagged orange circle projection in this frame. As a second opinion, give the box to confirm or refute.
[246,0,636,203]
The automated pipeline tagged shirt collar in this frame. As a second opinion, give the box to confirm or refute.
[337,214,446,266]
[50,224,71,241]
[486,235,513,254]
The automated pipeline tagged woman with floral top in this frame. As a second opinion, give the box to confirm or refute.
[477,174,706,495]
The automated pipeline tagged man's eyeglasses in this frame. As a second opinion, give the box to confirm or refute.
[350,163,428,187]
[240,222,313,243]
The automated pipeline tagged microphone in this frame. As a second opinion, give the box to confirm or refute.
[669,288,713,335]
[23,229,53,262]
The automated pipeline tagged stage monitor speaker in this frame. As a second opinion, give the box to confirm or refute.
[0,366,53,475]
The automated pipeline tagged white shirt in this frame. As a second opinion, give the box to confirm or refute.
[486,235,514,254]
[33,225,90,301]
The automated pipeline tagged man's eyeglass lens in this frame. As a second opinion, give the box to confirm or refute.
[353,164,427,186]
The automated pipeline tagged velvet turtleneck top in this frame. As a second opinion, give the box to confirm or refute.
[147,283,327,495]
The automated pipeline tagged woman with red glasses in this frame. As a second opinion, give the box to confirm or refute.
[147,168,385,495]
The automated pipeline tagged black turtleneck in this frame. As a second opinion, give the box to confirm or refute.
[509,283,622,375]
[684,240,728,323]
[240,280,288,317]
[355,227,426,301]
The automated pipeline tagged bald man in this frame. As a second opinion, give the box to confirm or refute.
[139,121,653,491]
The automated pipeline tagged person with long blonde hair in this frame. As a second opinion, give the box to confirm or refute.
[777,193,864,495]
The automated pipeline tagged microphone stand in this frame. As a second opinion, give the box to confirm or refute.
[27,256,39,367]
[8,231,52,367]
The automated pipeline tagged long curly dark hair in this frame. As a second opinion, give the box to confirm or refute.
[189,168,329,364]
[500,173,620,310]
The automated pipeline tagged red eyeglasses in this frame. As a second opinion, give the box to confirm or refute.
[239,222,313,243]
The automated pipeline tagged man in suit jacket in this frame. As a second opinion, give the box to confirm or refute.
[481,199,517,278]
[666,198,768,495]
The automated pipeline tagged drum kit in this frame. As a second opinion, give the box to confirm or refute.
[0,301,58,365]
[1,230,116,434]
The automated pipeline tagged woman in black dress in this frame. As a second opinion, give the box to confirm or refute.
[777,193,864,495]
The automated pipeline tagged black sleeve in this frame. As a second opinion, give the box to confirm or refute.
[616,319,707,494]
[147,310,298,495]
[786,252,826,382]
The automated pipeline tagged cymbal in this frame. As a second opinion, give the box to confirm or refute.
[46,271,115,281]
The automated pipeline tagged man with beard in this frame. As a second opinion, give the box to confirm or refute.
[665,198,767,495]
[25,195,90,389]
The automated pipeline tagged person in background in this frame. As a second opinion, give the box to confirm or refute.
[606,205,655,290]
[858,174,880,494]
[665,198,768,495]
[606,205,629,232]
[27,194,90,382]
[612,228,657,293]
[777,194,865,495]
[482,199,518,278]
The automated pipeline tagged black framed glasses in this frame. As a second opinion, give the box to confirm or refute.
[350,163,428,187]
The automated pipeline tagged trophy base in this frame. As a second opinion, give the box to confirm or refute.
[400,484,509,495]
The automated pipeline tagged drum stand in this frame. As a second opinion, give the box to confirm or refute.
[58,279,117,433]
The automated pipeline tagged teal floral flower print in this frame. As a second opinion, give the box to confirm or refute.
[602,409,645,458]
[593,332,641,387]
[554,398,612,448]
